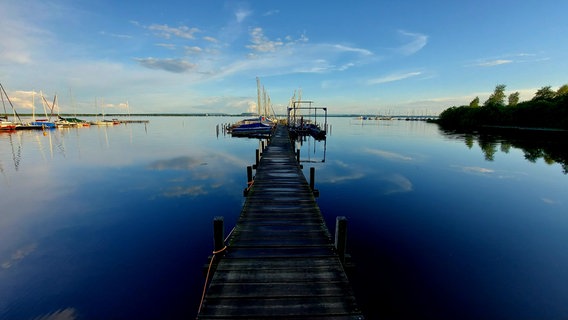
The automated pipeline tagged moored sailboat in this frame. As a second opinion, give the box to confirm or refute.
[228,77,276,137]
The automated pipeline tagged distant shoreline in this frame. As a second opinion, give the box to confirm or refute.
[8,113,436,118]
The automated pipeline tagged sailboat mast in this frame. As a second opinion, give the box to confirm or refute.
[0,83,23,122]
[256,77,261,116]
[32,91,36,121]
[263,85,267,117]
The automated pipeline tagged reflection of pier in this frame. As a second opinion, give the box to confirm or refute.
[197,125,362,319]
[294,132,327,164]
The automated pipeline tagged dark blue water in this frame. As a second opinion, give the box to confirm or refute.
[1,117,567,319]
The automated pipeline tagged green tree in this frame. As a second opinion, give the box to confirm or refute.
[532,86,555,101]
[484,84,507,107]
[556,84,568,97]
[469,96,480,108]
[508,92,520,106]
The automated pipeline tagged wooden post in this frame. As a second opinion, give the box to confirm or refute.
[309,167,315,191]
[247,166,253,184]
[214,216,224,253]
[335,216,347,263]
[244,166,253,196]
[296,148,300,163]
[256,149,260,166]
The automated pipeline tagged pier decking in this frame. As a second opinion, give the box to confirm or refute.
[197,125,363,319]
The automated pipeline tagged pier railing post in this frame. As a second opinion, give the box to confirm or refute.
[296,148,300,163]
[309,167,315,190]
[335,216,347,263]
[309,167,319,197]
[213,216,224,253]
[247,166,253,184]
[255,149,260,167]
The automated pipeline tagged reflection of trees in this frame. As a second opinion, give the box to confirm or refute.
[440,127,568,174]
[464,134,474,149]
[500,142,511,153]
[523,148,545,163]
[478,136,497,161]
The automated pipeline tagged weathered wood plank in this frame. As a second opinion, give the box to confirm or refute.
[199,296,361,318]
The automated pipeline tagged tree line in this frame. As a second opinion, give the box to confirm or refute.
[437,84,568,130]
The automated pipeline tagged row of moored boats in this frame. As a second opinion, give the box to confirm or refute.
[226,78,327,140]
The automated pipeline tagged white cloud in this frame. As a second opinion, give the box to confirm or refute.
[156,43,176,50]
[367,71,422,85]
[148,24,200,39]
[235,9,252,23]
[203,36,219,43]
[332,44,373,56]
[397,30,428,55]
[246,27,284,52]
[263,10,280,16]
[135,58,196,73]
[99,31,132,39]
[476,59,513,67]
[185,46,203,54]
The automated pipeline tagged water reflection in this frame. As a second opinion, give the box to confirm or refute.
[364,148,413,162]
[441,128,568,174]
[293,134,327,163]
[32,308,78,320]
[2,118,567,319]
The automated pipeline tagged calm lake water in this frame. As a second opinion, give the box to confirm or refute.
[1,116,567,319]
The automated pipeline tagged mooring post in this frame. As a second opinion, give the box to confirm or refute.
[213,216,224,253]
[255,149,260,168]
[296,148,300,163]
[335,216,347,263]
[247,166,253,184]
[309,167,315,191]
[244,166,253,196]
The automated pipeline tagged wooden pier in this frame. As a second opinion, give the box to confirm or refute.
[197,125,363,319]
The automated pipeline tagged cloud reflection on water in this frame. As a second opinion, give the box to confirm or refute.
[382,173,414,194]
[148,152,250,199]
[32,308,77,320]
[364,148,413,161]
[148,156,206,170]
[1,243,37,270]
[162,185,207,198]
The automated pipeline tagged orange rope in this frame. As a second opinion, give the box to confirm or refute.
[197,253,216,315]
[246,179,255,192]
[197,227,234,316]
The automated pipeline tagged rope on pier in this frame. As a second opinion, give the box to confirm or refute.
[196,225,236,316]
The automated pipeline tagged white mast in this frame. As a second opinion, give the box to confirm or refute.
[256,77,261,116]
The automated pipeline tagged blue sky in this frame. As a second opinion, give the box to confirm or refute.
[1,0,567,115]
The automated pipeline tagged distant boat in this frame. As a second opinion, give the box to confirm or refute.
[29,119,56,129]
[228,77,276,137]
[229,116,275,136]
[0,118,17,131]
[89,98,119,126]
[57,116,89,127]
[0,83,24,130]
[90,119,115,126]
